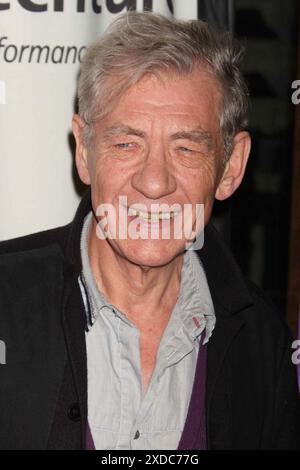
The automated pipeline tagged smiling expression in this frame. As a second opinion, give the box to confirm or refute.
[76,68,227,267]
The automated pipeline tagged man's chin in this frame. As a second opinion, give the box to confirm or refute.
[109,239,186,268]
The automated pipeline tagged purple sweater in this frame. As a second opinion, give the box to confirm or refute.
[86,342,207,450]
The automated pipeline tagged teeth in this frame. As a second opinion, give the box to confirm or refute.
[128,207,138,216]
[137,210,149,219]
[127,207,177,221]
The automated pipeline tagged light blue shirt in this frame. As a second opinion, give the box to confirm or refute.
[79,212,216,450]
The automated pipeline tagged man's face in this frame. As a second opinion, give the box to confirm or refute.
[78,68,227,267]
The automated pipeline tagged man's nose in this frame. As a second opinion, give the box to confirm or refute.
[131,150,177,200]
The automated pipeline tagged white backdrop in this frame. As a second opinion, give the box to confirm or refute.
[0,0,198,240]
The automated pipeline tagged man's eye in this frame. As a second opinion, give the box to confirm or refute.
[115,142,134,149]
[179,146,193,153]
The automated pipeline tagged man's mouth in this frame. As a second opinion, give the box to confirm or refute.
[127,207,180,221]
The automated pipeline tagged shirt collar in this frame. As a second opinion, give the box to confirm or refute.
[79,211,216,344]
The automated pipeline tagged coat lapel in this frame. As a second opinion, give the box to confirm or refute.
[197,221,254,447]
[61,189,92,448]
[205,309,245,443]
[62,264,88,448]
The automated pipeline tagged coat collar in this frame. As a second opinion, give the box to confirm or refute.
[197,222,254,316]
[65,188,92,274]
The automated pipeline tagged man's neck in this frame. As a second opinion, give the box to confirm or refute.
[88,218,184,328]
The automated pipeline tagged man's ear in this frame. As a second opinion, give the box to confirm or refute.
[72,114,91,186]
[215,131,251,201]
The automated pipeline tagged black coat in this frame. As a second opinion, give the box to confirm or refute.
[0,190,299,450]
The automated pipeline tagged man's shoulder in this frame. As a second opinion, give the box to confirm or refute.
[0,224,71,295]
[242,278,293,345]
[202,222,291,337]
[0,223,71,258]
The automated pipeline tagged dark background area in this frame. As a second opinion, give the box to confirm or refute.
[228,0,298,318]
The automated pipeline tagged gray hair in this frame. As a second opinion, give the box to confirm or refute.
[78,11,249,161]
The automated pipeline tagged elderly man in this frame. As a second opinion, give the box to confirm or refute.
[0,12,299,450]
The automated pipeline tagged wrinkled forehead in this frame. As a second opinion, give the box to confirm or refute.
[90,64,223,125]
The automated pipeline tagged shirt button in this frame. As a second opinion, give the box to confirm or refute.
[67,403,81,422]
[133,430,140,440]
